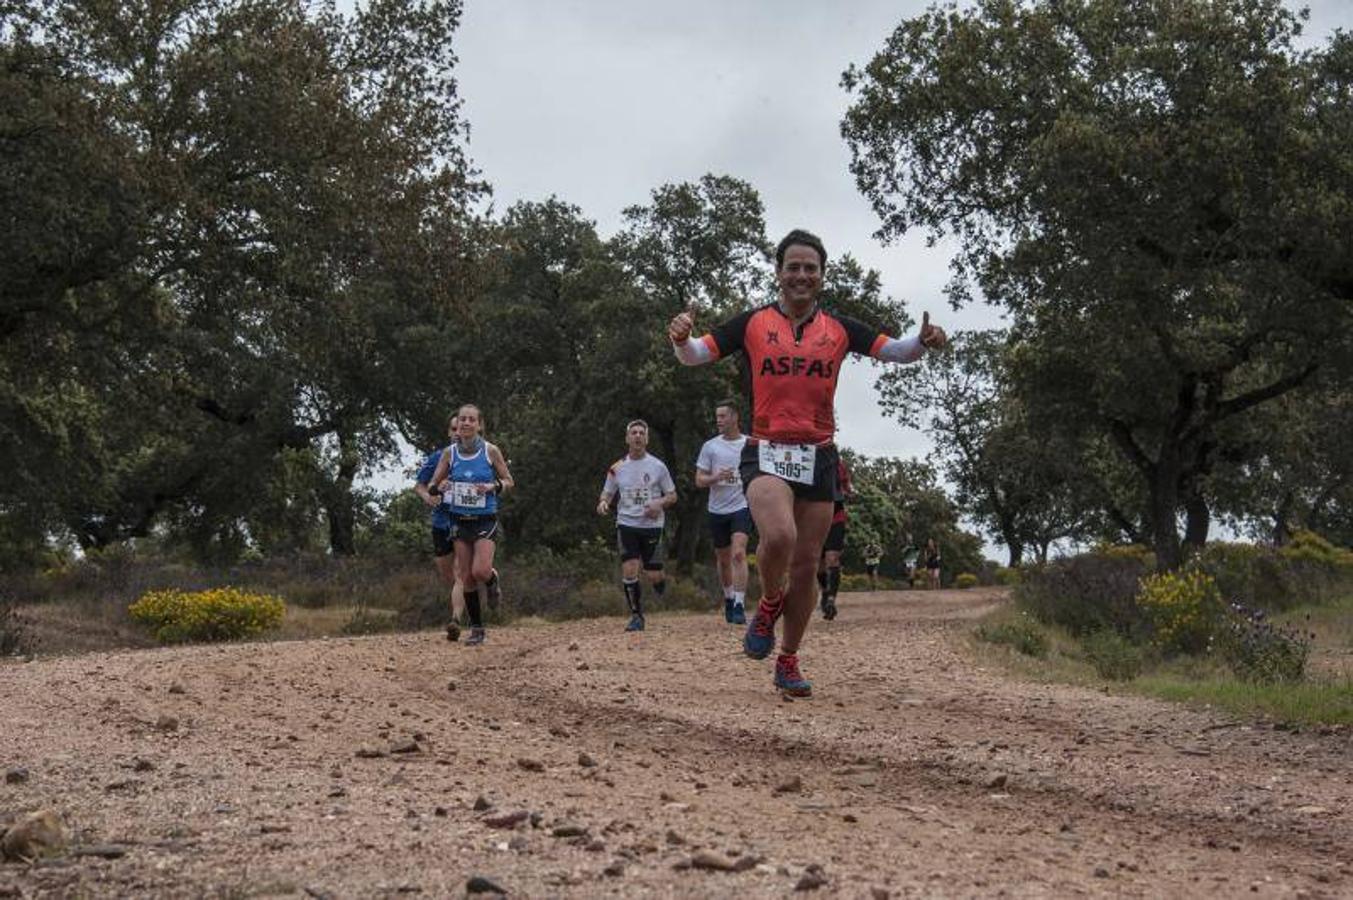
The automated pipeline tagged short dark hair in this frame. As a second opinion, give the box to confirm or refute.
[775,229,827,271]
[715,399,740,420]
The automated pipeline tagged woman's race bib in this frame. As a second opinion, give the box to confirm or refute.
[758,442,815,485]
[446,481,487,508]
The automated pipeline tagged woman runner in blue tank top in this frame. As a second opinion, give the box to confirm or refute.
[429,403,515,645]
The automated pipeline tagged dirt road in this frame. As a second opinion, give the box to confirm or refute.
[2,588,1350,897]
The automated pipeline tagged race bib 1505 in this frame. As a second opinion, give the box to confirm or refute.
[758,442,815,485]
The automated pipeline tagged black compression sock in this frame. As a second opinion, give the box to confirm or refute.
[826,566,841,601]
[623,578,643,616]
[465,586,484,628]
[817,568,829,593]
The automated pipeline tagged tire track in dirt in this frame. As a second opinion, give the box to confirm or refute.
[1,588,1349,897]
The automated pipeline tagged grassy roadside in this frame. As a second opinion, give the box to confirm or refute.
[967,595,1353,726]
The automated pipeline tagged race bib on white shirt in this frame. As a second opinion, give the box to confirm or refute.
[445,481,487,508]
[621,486,653,512]
[758,441,815,485]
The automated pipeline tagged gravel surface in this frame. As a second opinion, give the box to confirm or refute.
[2,588,1350,897]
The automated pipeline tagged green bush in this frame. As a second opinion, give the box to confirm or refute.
[1081,629,1145,681]
[993,566,1021,586]
[954,572,979,589]
[975,619,1048,658]
[129,587,285,643]
[1197,535,1353,613]
[1213,605,1311,684]
[1136,568,1224,656]
[1014,552,1151,637]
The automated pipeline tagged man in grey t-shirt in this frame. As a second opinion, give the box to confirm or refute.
[695,399,752,625]
[597,420,677,632]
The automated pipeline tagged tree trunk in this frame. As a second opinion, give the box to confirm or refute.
[323,432,359,557]
[1182,489,1209,554]
[1005,542,1023,567]
[1148,456,1183,572]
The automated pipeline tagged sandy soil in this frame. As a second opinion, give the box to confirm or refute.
[1,588,1350,898]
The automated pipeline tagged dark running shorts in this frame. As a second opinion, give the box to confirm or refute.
[707,508,753,549]
[739,440,839,503]
[617,525,665,570]
[452,515,498,545]
[432,525,455,557]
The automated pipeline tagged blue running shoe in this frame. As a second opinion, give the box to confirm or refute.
[730,603,746,626]
[723,598,734,623]
[774,654,812,697]
[743,595,782,659]
[625,614,645,632]
[465,627,486,646]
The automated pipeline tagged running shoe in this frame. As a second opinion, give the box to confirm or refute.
[730,603,746,626]
[774,654,812,697]
[822,599,837,621]
[723,598,734,623]
[445,620,461,642]
[466,627,486,646]
[742,595,782,659]
[624,614,645,632]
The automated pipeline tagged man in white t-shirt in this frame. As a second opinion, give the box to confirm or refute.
[597,420,677,632]
[695,399,752,625]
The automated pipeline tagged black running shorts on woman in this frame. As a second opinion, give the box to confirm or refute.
[739,440,840,502]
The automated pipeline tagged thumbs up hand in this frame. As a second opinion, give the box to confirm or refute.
[919,311,947,350]
[668,307,696,343]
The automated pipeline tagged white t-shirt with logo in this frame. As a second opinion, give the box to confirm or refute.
[603,453,676,529]
[695,434,748,515]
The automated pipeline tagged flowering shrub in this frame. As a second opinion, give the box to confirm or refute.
[1136,568,1224,655]
[954,572,979,589]
[1213,603,1311,684]
[993,566,1021,586]
[129,587,285,643]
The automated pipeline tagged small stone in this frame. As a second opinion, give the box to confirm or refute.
[871,888,891,900]
[842,813,858,823]
[548,726,570,738]
[603,860,624,877]
[3,768,28,785]
[730,855,759,872]
[1,810,65,861]
[473,795,493,812]
[70,844,129,859]
[774,775,803,794]
[986,773,1008,790]
[665,829,686,845]
[795,867,828,891]
[577,752,597,768]
[167,682,186,695]
[517,758,545,772]
[328,786,347,798]
[389,738,421,754]
[1093,867,1111,878]
[483,811,530,830]
[433,806,447,817]
[568,642,580,651]
[154,715,179,732]
[577,663,590,671]
[691,850,734,871]
[132,758,155,772]
[584,839,605,852]
[552,823,587,838]
[1296,806,1328,815]
[465,875,507,894]
[355,746,386,759]
[447,681,457,692]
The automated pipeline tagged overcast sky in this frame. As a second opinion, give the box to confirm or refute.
[451,0,1353,471]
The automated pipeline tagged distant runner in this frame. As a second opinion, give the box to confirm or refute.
[413,420,466,641]
[695,399,751,626]
[597,420,677,632]
[429,404,514,646]
[669,228,946,696]
[863,539,883,591]
[817,457,853,621]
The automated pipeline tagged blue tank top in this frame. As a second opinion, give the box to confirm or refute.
[445,441,497,516]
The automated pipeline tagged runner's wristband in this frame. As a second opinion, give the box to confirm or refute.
[494,478,505,495]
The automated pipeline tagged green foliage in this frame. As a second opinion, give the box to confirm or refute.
[954,573,978,589]
[993,566,1021,586]
[129,587,285,644]
[1196,537,1353,613]
[842,0,1353,570]
[1213,605,1311,684]
[1081,630,1145,682]
[975,619,1048,658]
[1015,551,1151,637]
[1136,569,1224,656]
